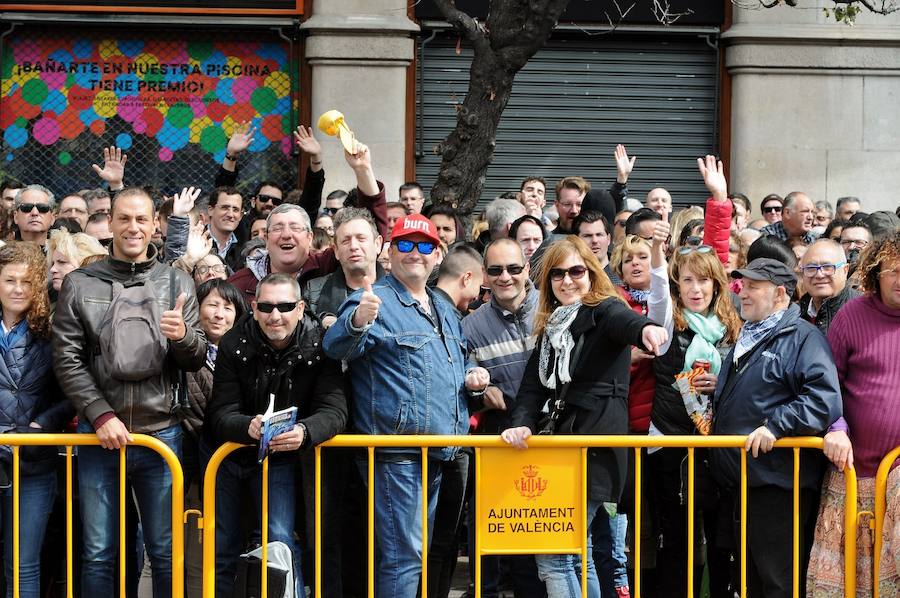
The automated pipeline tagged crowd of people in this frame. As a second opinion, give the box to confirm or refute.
[0,120,897,598]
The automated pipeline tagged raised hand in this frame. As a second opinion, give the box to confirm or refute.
[160,293,187,341]
[651,208,670,249]
[351,276,381,328]
[293,125,322,157]
[226,121,257,157]
[185,221,213,262]
[614,144,636,183]
[172,186,201,218]
[697,155,728,202]
[344,140,371,171]
[92,146,127,190]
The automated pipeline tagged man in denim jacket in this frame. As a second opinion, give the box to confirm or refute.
[325,213,489,598]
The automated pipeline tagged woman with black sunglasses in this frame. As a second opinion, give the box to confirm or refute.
[501,236,667,598]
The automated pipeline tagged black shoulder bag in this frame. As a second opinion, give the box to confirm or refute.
[538,335,584,435]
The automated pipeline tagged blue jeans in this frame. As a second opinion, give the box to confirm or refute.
[211,453,303,598]
[77,421,182,598]
[0,470,57,598]
[536,499,602,598]
[357,455,442,598]
[591,512,628,598]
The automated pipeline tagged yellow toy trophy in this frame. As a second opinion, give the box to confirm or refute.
[317,110,357,155]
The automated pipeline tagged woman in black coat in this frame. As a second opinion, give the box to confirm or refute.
[501,236,667,598]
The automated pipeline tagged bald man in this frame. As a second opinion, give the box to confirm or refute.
[798,238,860,333]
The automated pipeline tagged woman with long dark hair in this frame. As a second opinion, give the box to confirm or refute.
[501,236,668,598]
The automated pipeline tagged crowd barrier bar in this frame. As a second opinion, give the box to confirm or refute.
[872,445,900,598]
[311,434,858,598]
[0,433,184,598]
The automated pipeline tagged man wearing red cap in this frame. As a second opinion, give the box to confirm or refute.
[324,213,489,598]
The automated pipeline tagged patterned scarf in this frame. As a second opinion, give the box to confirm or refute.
[625,285,651,306]
[538,302,582,390]
[734,309,786,362]
[0,318,27,354]
[206,343,218,371]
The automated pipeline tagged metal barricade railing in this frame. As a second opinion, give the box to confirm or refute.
[311,434,858,598]
[0,433,184,598]
[871,445,900,598]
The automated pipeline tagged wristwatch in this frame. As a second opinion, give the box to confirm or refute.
[225,153,238,162]
[297,422,310,448]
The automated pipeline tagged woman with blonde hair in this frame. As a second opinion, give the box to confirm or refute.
[502,236,668,598]
[47,228,106,293]
[0,242,73,598]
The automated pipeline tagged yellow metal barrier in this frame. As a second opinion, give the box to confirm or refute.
[0,433,184,598]
[312,434,858,598]
[872,445,900,598]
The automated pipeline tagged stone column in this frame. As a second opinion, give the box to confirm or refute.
[302,0,418,202]
[724,0,900,215]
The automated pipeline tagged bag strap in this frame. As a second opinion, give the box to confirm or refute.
[168,269,190,416]
[539,335,585,435]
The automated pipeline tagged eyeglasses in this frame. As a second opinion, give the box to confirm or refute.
[801,262,846,278]
[879,267,900,280]
[17,203,51,214]
[256,301,298,314]
[395,239,435,255]
[684,235,704,247]
[268,224,308,235]
[841,238,869,248]
[677,245,714,255]
[549,265,588,281]
[486,264,525,277]
[626,234,653,244]
[256,194,284,206]
[195,264,226,277]
[763,205,782,214]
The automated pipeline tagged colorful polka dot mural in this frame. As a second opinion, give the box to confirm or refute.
[1,33,296,190]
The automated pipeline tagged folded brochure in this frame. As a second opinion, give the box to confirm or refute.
[258,393,298,463]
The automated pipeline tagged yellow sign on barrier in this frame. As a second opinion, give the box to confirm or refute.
[478,447,584,554]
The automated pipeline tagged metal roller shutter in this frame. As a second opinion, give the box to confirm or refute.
[416,33,719,212]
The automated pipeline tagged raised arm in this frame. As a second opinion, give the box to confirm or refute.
[648,210,674,353]
[345,142,388,238]
[215,121,257,187]
[697,155,732,265]
[293,125,326,223]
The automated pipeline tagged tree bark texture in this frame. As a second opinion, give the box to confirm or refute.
[430,0,570,215]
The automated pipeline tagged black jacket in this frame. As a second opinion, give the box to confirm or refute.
[711,304,842,490]
[651,328,731,436]
[798,284,861,335]
[205,313,348,460]
[511,297,653,503]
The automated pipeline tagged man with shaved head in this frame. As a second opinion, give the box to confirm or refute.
[798,238,860,334]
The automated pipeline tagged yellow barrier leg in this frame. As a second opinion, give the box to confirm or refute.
[581,447,588,598]
[793,448,800,598]
[475,448,482,598]
[13,446,19,598]
[368,447,375,598]
[634,447,642,598]
[843,467,858,598]
[315,446,322,598]
[687,447,695,598]
[119,447,126,598]
[261,457,269,598]
[66,447,73,598]
[740,449,747,598]
[421,448,429,598]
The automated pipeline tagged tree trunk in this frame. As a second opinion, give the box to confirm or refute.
[430,0,570,216]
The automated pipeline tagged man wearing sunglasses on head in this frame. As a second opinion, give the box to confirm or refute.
[13,184,56,248]
[324,213,489,598]
[797,238,859,334]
